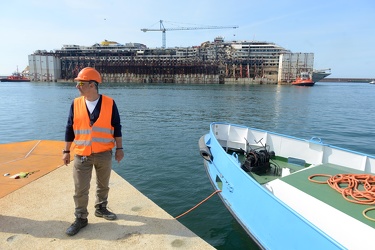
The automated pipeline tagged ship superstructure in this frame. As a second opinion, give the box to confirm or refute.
[28,38,329,84]
[201,37,292,83]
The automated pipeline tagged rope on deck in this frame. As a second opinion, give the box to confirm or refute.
[175,190,221,219]
[309,173,375,221]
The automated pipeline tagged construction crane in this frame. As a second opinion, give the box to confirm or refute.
[141,20,238,49]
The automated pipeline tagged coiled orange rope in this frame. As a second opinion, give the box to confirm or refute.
[309,173,375,204]
[175,190,222,219]
[309,173,375,221]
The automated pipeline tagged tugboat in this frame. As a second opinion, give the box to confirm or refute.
[292,72,314,86]
[0,67,30,82]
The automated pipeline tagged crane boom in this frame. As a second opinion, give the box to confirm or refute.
[141,20,238,49]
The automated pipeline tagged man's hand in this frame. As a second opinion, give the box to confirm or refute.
[62,153,70,166]
[115,149,124,163]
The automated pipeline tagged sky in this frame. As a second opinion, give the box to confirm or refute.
[0,0,374,78]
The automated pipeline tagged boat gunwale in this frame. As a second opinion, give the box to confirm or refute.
[210,122,375,159]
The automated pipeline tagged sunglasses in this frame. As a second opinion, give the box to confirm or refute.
[76,81,91,86]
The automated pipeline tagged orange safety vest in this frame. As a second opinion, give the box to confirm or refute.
[73,95,115,156]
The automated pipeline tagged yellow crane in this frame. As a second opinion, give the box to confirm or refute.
[141,20,238,49]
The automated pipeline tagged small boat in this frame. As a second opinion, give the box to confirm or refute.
[0,68,30,82]
[292,72,314,86]
[369,80,375,84]
[199,122,375,249]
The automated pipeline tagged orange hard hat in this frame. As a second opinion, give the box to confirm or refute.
[74,67,102,83]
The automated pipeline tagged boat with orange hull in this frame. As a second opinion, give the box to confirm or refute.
[292,72,314,86]
[0,68,30,82]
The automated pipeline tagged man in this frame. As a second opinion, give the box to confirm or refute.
[62,67,124,236]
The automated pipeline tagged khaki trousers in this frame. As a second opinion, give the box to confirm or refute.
[72,150,113,219]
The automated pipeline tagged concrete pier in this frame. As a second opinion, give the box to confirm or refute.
[0,140,214,249]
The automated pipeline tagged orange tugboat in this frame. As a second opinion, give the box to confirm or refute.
[0,67,30,82]
[292,72,314,86]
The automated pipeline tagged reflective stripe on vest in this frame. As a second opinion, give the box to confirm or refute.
[73,95,115,156]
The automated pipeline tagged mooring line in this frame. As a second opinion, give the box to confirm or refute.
[175,190,222,219]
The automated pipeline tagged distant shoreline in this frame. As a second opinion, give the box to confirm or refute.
[321,78,374,83]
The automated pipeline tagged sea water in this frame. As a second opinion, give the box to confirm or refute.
[1,81,374,249]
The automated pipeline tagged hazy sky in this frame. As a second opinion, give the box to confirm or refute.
[1,0,374,78]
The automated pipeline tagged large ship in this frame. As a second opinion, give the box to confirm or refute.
[312,68,331,83]
[28,37,330,84]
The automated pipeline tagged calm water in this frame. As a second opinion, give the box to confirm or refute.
[1,81,375,249]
